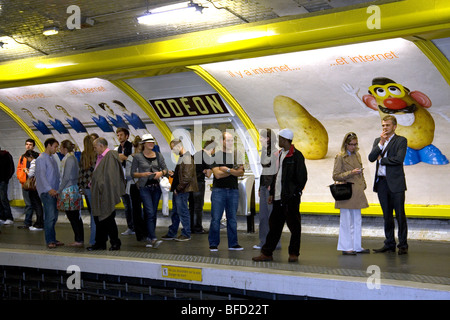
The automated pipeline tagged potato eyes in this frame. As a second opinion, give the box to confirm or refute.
[373,85,403,97]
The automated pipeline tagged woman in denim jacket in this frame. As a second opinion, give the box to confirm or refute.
[131,134,168,248]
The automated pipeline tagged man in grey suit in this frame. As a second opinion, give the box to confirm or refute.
[369,115,408,255]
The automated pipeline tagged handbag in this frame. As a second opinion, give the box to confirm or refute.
[329,182,353,201]
[159,176,171,217]
[23,176,36,191]
[57,185,82,211]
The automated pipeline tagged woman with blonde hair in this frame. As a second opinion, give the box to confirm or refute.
[332,132,369,255]
[58,139,83,247]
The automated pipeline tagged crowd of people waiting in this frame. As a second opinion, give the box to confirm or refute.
[0,115,409,261]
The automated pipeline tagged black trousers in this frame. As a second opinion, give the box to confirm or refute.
[130,184,147,242]
[376,177,408,249]
[65,210,84,243]
[29,189,44,227]
[189,181,205,232]
[262,195,301,257]
[94,211,121,248]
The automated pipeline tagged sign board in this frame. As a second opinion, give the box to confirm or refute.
[161,265,202,282]
[149,93,228,119]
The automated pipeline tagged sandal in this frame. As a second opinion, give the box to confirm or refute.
[47,243,57,249]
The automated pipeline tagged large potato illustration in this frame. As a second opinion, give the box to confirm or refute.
[273,95,328,159]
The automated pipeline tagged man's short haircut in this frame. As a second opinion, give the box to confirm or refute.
[382,115,397,126]
[44,138,59,148]
[116,127,130,137]
[25,138,36,147]
[204,139,216,150]
[94,137,108,147]
[170,139,182,148]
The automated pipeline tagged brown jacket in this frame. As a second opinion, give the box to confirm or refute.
[171,151,198,193]
[332,152,369,210]
[91,150,125,221]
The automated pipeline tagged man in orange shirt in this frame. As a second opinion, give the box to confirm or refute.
[16,139,41,229]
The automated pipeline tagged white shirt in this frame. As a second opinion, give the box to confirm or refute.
[274,149,288,201]
[377,134,395,177]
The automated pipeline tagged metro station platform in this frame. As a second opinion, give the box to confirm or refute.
[0,212,449,301]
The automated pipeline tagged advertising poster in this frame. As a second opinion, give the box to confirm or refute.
[0,78,157,152]
[200,38,450,206]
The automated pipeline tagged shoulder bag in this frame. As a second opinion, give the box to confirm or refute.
[23,176,36,191]
[329,181,353,201]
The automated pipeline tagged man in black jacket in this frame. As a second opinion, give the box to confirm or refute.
[0,147,15,225]
[369,115,408,255]
[116,127,134,236]
[253,129,307,263]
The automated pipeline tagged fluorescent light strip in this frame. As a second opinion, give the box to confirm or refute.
[137,1,202,25]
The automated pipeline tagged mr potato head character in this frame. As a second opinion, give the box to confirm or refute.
[362,77,448,165]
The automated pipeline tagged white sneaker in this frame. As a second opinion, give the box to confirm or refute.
[3,219,14,225]
[146,240,162,248]
[121,228,135,235]
[29,226,43,231]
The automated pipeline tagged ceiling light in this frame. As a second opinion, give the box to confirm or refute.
[137,1,204,25]
[43,26,59,36]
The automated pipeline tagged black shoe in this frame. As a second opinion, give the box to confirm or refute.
[87,245,106,251]
[109,245,121,251]
[192,229,208,234]
[398,247,408,255]
[373,246,395,253]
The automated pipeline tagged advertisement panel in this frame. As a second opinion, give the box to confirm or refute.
[0,78,156,151]
[200,38,450,206]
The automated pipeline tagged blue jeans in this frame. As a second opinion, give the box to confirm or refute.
[167,192,191,238]
[139,185,161,240]
[208,188,239,248]
[40,192,59,244]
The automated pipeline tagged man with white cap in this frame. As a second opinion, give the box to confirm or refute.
[253,128,307,263]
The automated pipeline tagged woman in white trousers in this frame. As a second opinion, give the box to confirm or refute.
[332,132,370,255]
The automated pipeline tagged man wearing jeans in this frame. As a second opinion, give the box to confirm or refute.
[16,139,37,229]
[209,132,245,252]
[35,138,62,248]
[162,139,198,241]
